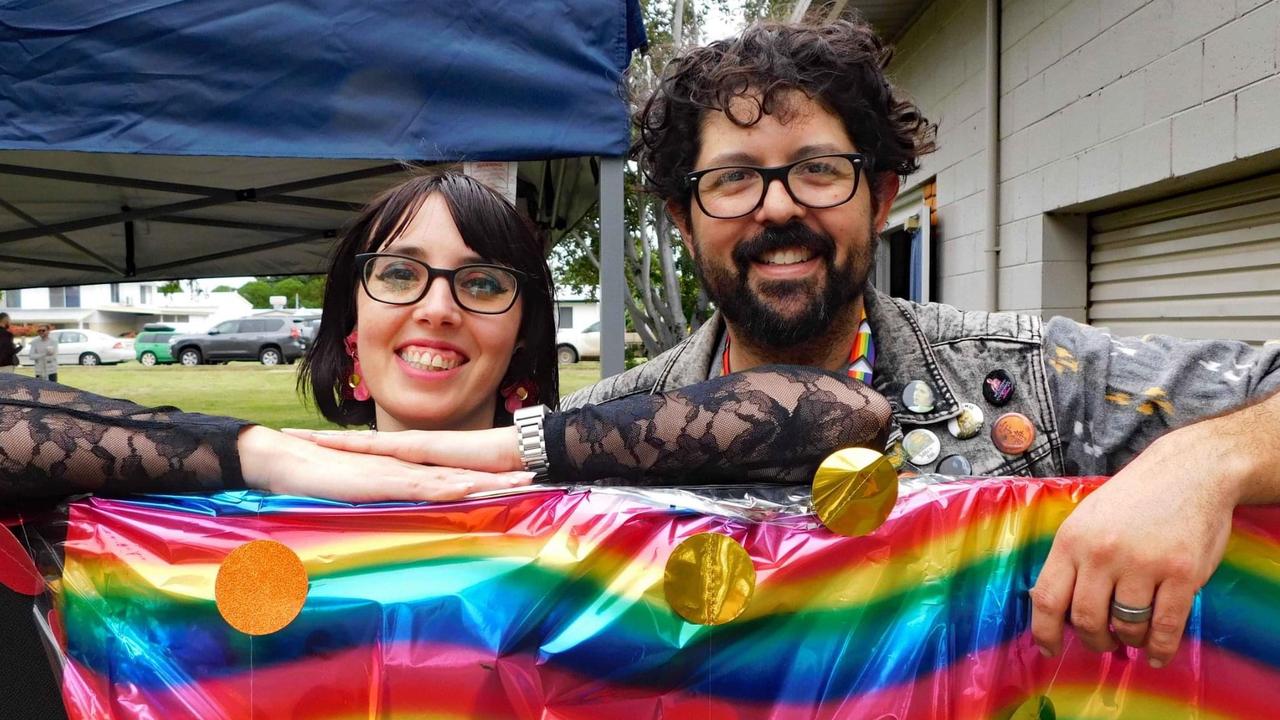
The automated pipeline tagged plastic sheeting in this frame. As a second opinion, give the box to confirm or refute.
[13,478,1280,719]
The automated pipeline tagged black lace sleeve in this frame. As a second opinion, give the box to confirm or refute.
[0,375,250,502]
[545,365,892,486]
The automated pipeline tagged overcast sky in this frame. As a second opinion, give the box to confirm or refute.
[194,277,254,291]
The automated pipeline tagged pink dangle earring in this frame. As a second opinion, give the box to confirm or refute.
[344,331,371,402]
[500,378,538,414]
[499,347,537,414]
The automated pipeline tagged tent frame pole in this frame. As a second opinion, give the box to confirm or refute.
[599,157,626,378]
[136,229,336,275]
[0,164,403,245]
[0,163,365,212]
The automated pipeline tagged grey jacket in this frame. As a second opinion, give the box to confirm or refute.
[29,336,58,377]
[563,289,1280,477]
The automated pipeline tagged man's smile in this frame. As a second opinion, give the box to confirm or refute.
[750,248,824,280]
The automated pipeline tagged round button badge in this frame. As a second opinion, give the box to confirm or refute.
[885,440,907,470]
[983,369,1016,406]
[902,381,936,414]
[991,412,1036,455]
[902,428,942,466]
[947,402,985,439]
[936,454,974,476]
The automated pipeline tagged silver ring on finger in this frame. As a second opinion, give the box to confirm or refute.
[1110,599,1154,624]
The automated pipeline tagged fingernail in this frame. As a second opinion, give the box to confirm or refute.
[1149,657,1164,669]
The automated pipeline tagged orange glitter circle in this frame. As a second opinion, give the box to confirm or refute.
[215,540,308,636]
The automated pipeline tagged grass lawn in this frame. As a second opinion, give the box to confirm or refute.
[22,360,603,429]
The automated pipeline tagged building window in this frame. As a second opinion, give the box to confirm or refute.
[49,286,82,308]
[557,306,573,329]
[1,291,19,309]
[140,286,153,304]
[110,283,120,303]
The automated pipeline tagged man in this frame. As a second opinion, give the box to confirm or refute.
[562,21,1280,669]
[29,325,58,382]
[0,313,19,373]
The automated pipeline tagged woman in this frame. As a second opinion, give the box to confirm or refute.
[1,171,890,503]
[301,172,558,432]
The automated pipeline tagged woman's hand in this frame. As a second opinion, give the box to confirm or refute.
[239,426,531,503]
[280,426,524,474]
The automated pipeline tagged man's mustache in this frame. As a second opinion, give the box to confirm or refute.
[732,223,836,274]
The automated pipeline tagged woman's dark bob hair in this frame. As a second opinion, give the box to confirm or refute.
[299,170,558,428]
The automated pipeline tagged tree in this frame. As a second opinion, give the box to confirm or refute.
[157,280,183,298]
[236,275,326,309]
[211,285,238,293]
[553,0,795,356]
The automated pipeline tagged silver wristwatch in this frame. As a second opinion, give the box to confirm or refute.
[512,404,550,481]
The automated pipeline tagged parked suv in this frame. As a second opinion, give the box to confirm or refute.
[169,317,307,366]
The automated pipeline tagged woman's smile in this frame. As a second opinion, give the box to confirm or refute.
[395,340,469,375]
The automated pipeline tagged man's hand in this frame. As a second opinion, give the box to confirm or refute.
[1030,390,1280,667]
[238,426,531,503]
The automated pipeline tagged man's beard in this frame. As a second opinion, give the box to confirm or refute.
[690,221,875,357]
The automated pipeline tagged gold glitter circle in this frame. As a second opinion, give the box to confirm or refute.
[812,447,898,537]
[215,540,308,636]
[663,533,756,626]
[1010,695,1056,720]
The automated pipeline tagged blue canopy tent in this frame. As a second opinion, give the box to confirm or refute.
[0,2,644,715]
[0,0,644,373]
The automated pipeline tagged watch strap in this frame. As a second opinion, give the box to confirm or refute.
[512,404,550,481]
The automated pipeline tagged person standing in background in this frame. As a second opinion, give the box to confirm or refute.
[30,325,58,382]
[0,313,19,373]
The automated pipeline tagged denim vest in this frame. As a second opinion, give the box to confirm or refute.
[562,289,1280,478]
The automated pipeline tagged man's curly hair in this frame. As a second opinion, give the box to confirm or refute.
[634,18,936,211]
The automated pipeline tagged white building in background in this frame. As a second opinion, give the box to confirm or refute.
[554,295,600,332]
[0,281,253,335]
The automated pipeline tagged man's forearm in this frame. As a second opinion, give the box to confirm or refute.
[1205,388,1280,506]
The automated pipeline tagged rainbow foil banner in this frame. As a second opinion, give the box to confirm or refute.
[27,477,1280,719]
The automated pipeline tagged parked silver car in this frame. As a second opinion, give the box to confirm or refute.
[17,328,134,366]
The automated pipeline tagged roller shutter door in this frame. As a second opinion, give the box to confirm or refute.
[1088,173,1280,344]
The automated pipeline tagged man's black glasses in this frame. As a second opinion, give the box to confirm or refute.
[684,153,867,219]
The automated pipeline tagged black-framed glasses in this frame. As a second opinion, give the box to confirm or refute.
[356,253,525,314]
[684,153,867,219]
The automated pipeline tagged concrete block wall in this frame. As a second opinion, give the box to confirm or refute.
[888,0,1280,318]
[890,0,991,309]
